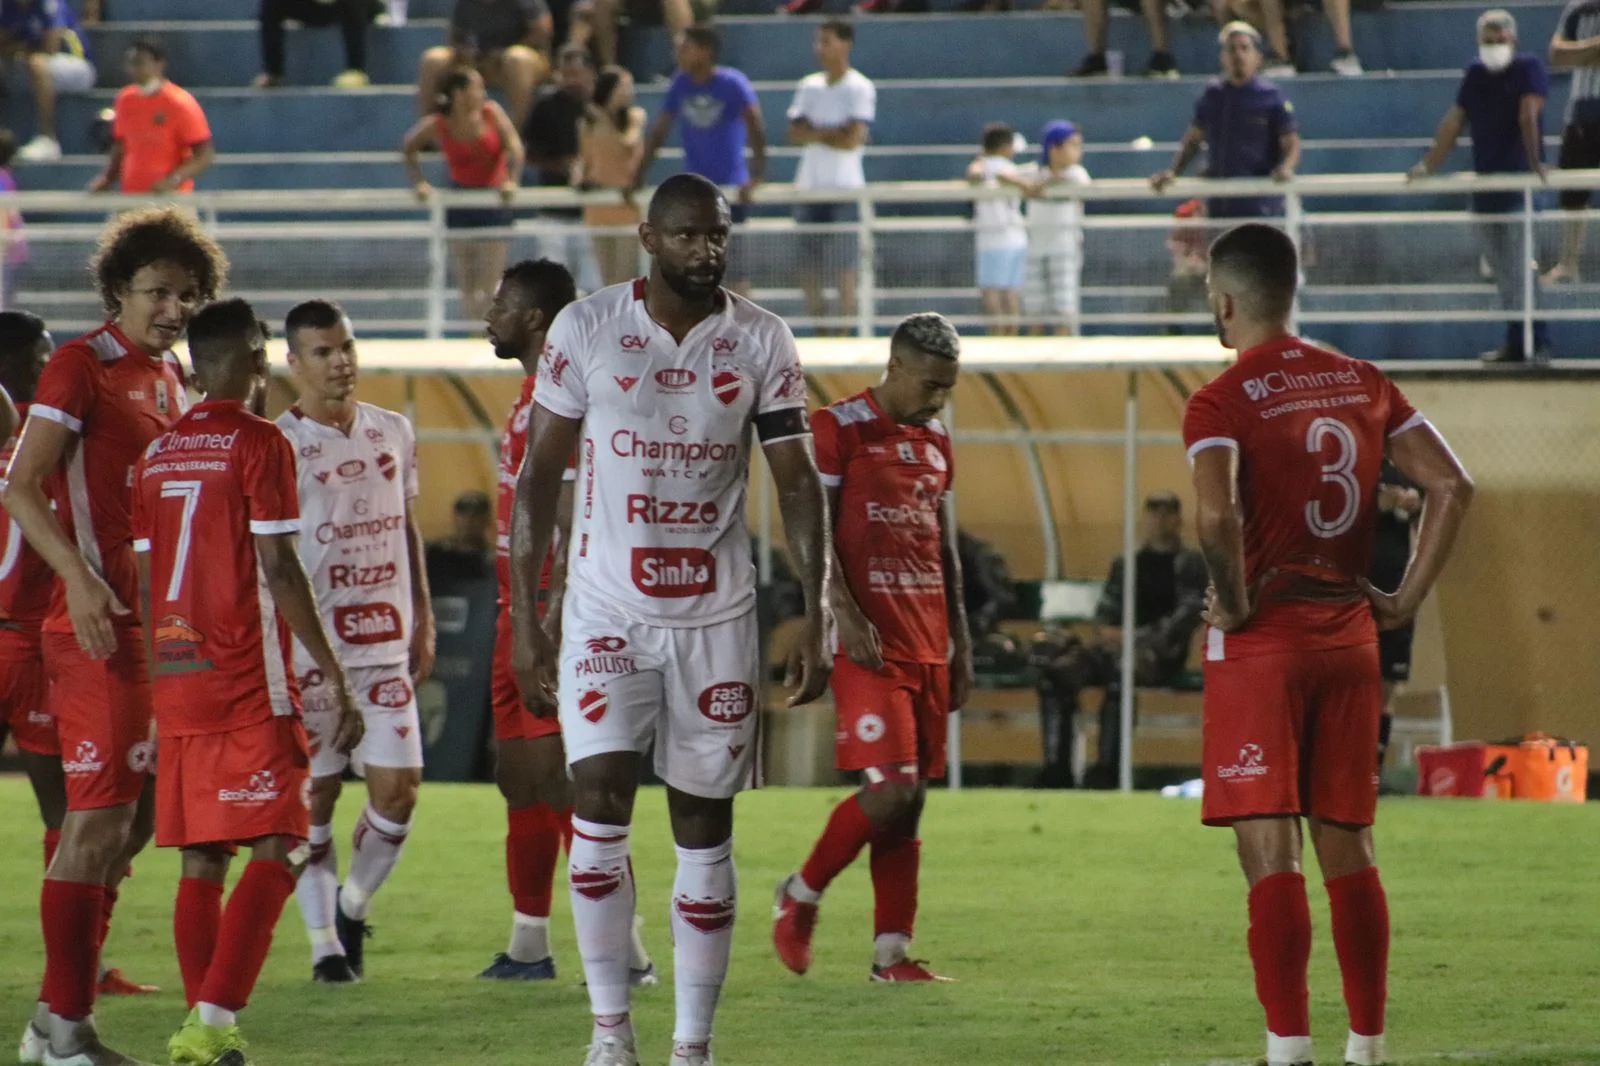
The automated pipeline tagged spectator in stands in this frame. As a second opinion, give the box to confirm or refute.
[1210,0,1363,76]
[1369,461,1420,767]
[569,0,693,68]
[1165,197,1209,334]
[89,39,216,195]
[1408,9,1551,362]
[1541,0,1600,285]
[256,0,374,89]
[634,27,767,290]
[418,0,553,130]
[403,66,525,322]
[0,130,26,307]
[967,122,1037,336]
[1071,0,1178,79]
[425,490,495,585]
[958,528,1015,639]
[576,64,645,286]
[1020,119,1089,335]
[0,0,95,162]
[787,19,875,335]
[1032,491,1206,789]
[1150,23,1299,221]
[526,44,600,290]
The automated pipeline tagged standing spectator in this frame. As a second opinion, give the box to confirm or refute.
[1020,119,1089,335]
[1368,461,1420,767]
[255,0,374,89]
[1165,197,1209,334]
[1408,9,1550,362]
[966,122,1036,336]
[634,27,767,289]
[425,490,495,585]
[576,64,646,287]
[1210,0,1363,76]
[0,0,95,162]
[417,0,553,130]
[89,39,215,195]
[568,0,692,69]
[1150,23,1299,221]
[1071,0,1178,79]
[525,44,599,289]
[402,67,524,322]
[787,19,874,335]
[0,130,27,307]
[1541,0,1600,285]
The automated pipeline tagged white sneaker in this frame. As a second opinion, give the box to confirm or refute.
[17,136,60,162]
[582,1035,639,1066]
[19,1021,47,1066]
[1330,50,1364,76]
[670,1043,713,1066]
[41,1016,146,1066]
[1263,61,1297,78]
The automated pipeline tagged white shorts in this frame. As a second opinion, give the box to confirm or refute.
[299,661,424,779]
[45,54,94,94]
[559,591,762,800]
[1025,248,1083,321]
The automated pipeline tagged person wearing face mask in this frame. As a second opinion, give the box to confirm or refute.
[1408,9,1551,362]
[89,37,215,196]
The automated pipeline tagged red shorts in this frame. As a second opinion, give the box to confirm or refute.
[0,626,56,756]
[1200,643,1383,828]
[831,656,950,780]
[45,629,153,811]
[156,716,311,850]
[492,605,561,743]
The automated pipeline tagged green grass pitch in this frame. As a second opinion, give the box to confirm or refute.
[2,777,1597,1066]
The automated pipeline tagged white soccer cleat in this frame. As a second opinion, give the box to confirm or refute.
[669,1042,713,1066]
[582,1034,638,1066]
[17,136,61,163]
[628,915,658,987]
[18,1020,46,1065]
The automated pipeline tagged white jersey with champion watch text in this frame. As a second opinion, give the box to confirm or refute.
[535,279,811,628]
[275,402,419,667]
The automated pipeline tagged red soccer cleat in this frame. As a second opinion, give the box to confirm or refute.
[870,958,953,983]
[771,876,818,975]
[97,968,159,996]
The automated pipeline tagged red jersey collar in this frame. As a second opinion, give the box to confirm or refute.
[861,387,894,427]
[1235,334,1304,366]
[102,321,163,364]
[191,398,244,413]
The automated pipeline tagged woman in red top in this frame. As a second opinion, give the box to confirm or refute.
[402,67,524,324]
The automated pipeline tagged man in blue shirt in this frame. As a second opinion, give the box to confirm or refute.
[1409,8,1550,361]
[1150,23,1299,221]
[0,0,96,162]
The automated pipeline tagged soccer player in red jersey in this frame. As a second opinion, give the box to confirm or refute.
[773,312,971,983]
[1183,224,1474,1066]
[4,207,226,1066]
[131,299,362,1065]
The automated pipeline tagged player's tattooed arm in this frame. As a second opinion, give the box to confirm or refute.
[258,533,364,754]
[404,501,436,684]
[542,480,575,646]
[762,429,833,707]
[511,406,583,715]
[1190,446,1252,631]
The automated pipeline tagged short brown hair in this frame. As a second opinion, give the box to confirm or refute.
[90,206,228,317]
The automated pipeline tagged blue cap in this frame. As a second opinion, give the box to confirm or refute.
[1040,120,1079,164]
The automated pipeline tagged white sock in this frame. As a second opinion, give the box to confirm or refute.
[628,914,652,971]
[1346,1031,1386,1066]
[508,912,550,964]
[569,817,635,1019]
[670,839,736,1045]
[197,1003,236,1029]
[1266,1032,1314,1065]
[873,932,910,968]
[296,822,343,961]
[787,874,821,904]
[342,805,411,921]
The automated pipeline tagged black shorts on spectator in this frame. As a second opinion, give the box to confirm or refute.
[256,0,375,88]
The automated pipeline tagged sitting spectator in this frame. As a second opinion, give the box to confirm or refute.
[569,0,692,68]
[966,123,1037,336]
[1150,23,1299,221]
[1020,119,1089,336]
[0,0,95,162]
[418,0,552,130]
[426,490,495,585]
[0,130,26,307]
[403,66,524,322]
[1211,0,1363,76]
[1408,9,1550,362]
[1541,0,1600,285]
[526,44,600,290]
[576,64,646,287]
[958,528,1016,639]
[788,19,875,335]
[89,39,216,195]
[1032,492,1206,789]
[1071,0,1178,79]
[255,0,374,88]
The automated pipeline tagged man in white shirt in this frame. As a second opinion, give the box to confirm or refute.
[787,19,875,336]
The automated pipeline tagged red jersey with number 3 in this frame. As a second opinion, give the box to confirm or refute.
[0,404,55,628]
[496,373,575,607]
[132,400,303,738]
[814,390,953,665]
[1182,335,1424,659]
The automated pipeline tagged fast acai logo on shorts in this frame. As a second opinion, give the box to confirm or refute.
[698,682,754,725]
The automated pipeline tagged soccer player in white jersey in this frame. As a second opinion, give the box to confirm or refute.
[275,300,437,984]
[512,173,832,1066]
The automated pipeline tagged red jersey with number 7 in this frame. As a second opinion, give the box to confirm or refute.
[1182,335,1425,660]
[132,400,303,738]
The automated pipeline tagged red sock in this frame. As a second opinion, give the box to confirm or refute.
[1327,866,1390,1037]
[798,794,875,895]
[869,834,920,938]
[174,879,224,1008]
[43,829,60,871]
[1247,872,1312,1038]
[197,862,296,1013]
[98,886,118,951]
[506,804,561,918]
[40,880,105,1020]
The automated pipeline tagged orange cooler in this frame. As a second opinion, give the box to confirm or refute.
[1416,735,1587,803]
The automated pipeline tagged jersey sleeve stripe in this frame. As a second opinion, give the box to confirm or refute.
[818,472,843,487]
[1387,412,1428,439]
[1185,437,1238,464]
[249,518,300,535]
[29,404,82,433]
[759,431,811,446]
[133,538,151,553]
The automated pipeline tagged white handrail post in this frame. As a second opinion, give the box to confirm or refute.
[857,192,876,338]
[1285,189,1304,334]
[426,198,447,340]
[1523,185,1537,361]
[1118,370,1138,794]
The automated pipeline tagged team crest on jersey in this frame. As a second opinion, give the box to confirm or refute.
[712,370,741,407]
[154,380,170,416]
[924,442,947,471]
[897,442,919,464]
[376,452,398,481]
[578,689,609,723]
